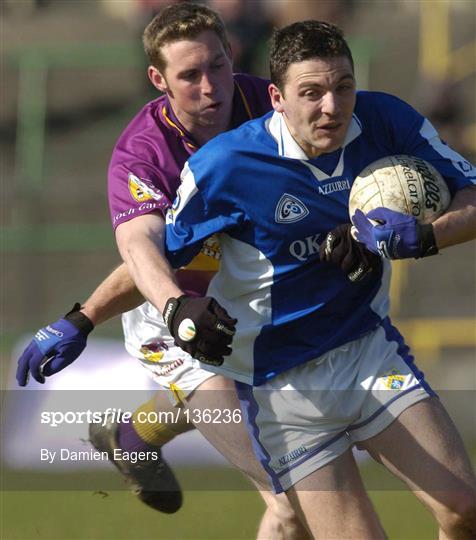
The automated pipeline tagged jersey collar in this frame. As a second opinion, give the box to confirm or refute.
[160,98,199,153]
[266,111,362,160]
[230,78,254,128]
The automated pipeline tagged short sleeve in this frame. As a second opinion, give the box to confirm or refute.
[165,159,245,268]
[108,157,173,230]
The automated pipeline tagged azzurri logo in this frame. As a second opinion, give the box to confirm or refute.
[275,194,309,224]
[278,445,308,466]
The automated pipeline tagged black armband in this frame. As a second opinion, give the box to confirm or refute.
[418,223,439,258]
[64,303,95,335]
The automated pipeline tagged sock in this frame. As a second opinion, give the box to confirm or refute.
[117,396,179,453]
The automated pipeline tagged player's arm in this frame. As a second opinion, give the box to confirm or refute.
[116,212,236,366]
[353,184,476,259]
[115,211,183,313]
[81,263,144,324]
[16,262,146,386]
[432,185,476,249]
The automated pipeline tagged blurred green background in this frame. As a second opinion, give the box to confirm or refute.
[1,1,475,538]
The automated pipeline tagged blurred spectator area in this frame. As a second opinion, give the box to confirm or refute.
[1,1,475,388]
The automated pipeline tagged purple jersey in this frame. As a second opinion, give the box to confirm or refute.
[108,73,271,230]
[108,73,271,296]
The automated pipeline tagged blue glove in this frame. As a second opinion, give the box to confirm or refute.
[352,208,439,260]
[16,303,94,386]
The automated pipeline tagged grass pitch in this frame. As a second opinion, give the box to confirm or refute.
[2,462,440,539]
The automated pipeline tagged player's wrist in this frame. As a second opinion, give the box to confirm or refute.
[64,303,95,336]
[417,223,439,258]
[163,295,189,334]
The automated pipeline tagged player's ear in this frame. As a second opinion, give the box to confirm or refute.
[148,66,168,93]
[269,83,285,113]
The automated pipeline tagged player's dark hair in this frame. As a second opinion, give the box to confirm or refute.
[270,20,354,91]
[143,2,230,71]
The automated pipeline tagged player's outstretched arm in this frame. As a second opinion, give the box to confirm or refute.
[431,185,476,249]
[81,263,144,325]
[353,185,476,259]
[16,263,145,386]
[116,212,183,313]
[116,212,236,366]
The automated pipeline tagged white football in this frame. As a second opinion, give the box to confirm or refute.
[349,155,451,224]
[178,318,196,342]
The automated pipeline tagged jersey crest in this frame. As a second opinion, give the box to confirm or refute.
[275,194,309,224]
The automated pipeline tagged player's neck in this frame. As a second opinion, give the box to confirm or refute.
[172,106,232,147]
[190,123,228,146]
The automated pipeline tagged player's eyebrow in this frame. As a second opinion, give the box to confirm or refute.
[177,53,226,77]
[298,73,355,90]
[336,74,355,83]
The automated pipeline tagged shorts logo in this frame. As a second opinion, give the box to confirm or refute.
[278,445,308,466]
[139,341,169,364]
[275,194,309,224]
[381,369,406,390]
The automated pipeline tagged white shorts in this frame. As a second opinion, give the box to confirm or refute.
[122,302,215,404]
[236,320,435,493]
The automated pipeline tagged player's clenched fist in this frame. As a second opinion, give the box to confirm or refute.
[352,208,438,259]
[163,296,237,366]
[16,303,94,386]
[319,223,382,282]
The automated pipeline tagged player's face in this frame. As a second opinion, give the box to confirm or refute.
[269,56,356,158]
[149,30,234,143]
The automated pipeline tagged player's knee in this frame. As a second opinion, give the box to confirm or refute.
[269,494,310,540]
[439,490,476,536]
[270,493,296,520]
[264,492,298,523]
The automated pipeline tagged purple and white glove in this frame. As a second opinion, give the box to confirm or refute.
[352,208,439,260]
[16,303,94,386]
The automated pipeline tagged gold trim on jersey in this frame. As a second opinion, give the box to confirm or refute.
[162,106,198,150]
[235,81,253,120]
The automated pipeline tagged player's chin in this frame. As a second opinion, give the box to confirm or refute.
[201,103,224,118]
[315,133,346,154]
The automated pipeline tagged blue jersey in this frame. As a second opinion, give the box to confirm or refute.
[166,91,475,385]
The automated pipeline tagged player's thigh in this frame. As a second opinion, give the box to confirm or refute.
[287,449,385,539]
[184,375,270,488]
[358,396,476,511]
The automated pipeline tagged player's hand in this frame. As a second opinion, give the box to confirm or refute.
[163,296,237,367]
[319,223,382,282]
[352,208,438,259]
[16,304,94,386]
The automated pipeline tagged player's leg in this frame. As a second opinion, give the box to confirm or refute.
[257,490,312,540]
[357,397,476,539]
[184,375,310,539]
[347,321,476,538]
[93,304,208,513]
[184,374,276,487]
[89,390,193,513]
[286,449,386,539]
[121,302,307,534]
[233,341,397,539]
